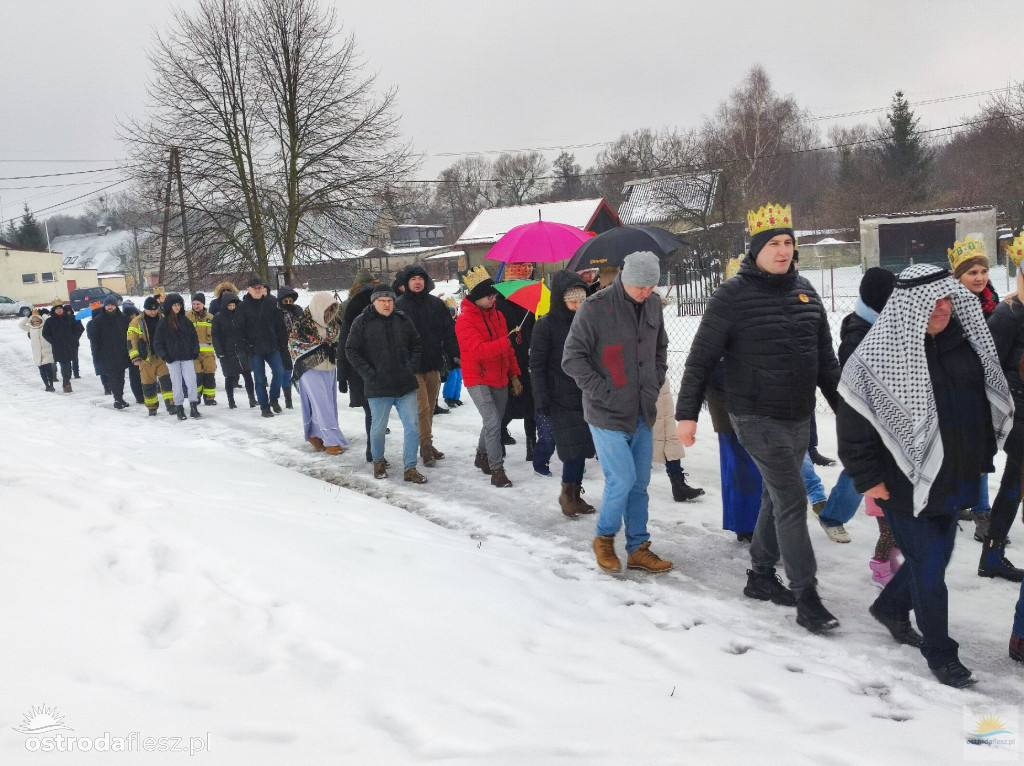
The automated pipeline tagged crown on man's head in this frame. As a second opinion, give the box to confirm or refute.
[747,203,793,237]
[947,235,988,271]
[725,255,743,280]
[463,266,492,292]
[1006,234,1024,268]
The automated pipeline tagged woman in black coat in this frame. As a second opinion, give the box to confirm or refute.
[337,281,377,460]
[529,270,595,517]
[154,293,202,420]
[211,292,256,408]
[41,303,84,392]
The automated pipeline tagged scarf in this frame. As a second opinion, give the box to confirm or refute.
[838,263,1013,514]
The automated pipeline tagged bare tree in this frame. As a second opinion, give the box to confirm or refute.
[120,0,414,285]
[433,156,497,235]
[491,151,549,206]
[589,128,698,207]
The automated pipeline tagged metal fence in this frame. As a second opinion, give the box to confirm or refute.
[663,265,863,413]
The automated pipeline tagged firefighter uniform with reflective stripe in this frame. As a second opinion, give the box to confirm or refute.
[187,308,218,403]
[127,313,173,412]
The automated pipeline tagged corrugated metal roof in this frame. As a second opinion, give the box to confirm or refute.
[456,199,607,246]
[859,205,995,221]
[617,172,718,225]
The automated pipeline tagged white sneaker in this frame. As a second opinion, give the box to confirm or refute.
[820,520,851,543]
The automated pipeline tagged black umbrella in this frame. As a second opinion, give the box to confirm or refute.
[566,225,688,272]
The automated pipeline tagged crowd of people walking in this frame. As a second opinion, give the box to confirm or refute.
[16,206,1024,690]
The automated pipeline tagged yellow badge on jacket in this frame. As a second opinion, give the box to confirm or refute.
[798,293,809,303]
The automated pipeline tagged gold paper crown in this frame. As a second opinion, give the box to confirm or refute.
[725,255,743,280]
[462,266,492,293]
[1006,234,1024,268]
[947,236,988,272]
[747,203,793,237]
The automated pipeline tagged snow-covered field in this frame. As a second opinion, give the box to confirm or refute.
[1,290,1022,764]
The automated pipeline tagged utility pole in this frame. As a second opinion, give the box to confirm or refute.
[158,151,174,286]
[172,148,195,293]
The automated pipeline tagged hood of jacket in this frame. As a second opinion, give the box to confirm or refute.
[277,285,300,303]
[548,270,588,323]
[220,292,241,309]
[163,293,186,314]
[214,281,238,298]
[397,264,436,294]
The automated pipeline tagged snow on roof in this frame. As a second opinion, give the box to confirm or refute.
[810,237,850,245]
[859,205,995,221]
[618,172,718,226]
[424,250,465,261]
[456,199,608,246]
[386,245,454,257]
[51,231,143,274]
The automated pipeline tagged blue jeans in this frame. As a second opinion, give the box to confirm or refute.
[873,508,959,669]
[801,452,826,505]
[562,457,585,484]
[819,470,862,527]
[971,476,991,514]
[1014,580,1024,637]
[590,413,653,554]
[369,390,420,469]
[251,351,284,411]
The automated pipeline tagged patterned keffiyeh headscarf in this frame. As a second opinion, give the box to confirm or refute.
[838,263,1013,515]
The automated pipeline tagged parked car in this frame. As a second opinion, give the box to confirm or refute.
[69,287,122,312]
[0,295,32,317]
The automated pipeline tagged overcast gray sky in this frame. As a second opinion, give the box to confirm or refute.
[3,0,1022,228]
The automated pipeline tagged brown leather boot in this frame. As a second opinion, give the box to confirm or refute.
[325,445,345,455]
[308,436,326,452]
[373,460,388,479]
[404,467,428,484]
[626,542,674,574]
[420,445,436,467]
[559,483,578,517]
[490,467,512,488]
[572,484,596,514]
[62,382,73,393]
[430,445,445,461]
[593,535,621,573]
[474,451,491,475]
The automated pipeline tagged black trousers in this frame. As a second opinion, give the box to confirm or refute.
[990,425,1024,544]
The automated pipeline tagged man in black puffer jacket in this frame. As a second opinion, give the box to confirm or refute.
[88,296,133,408]
[346,285,425,484]
[395,264,459,467]
[675,204,841,634]
[239,277,288,417]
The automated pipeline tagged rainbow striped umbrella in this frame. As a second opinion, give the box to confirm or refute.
[493,279,551,317]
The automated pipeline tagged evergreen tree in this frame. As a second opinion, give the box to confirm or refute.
[876,90,932,203]
[16,205,47,251]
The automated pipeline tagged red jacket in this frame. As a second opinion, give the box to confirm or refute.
[456,297,521,387]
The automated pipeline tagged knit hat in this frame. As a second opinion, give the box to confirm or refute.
[371,284,396,301]
[859,267,897,313]
[621,251,661,286]
[191,292,206,305]
[563,286,587,304]
[247,276,268,288]
[143,296,160,311]
[103,295,119,307]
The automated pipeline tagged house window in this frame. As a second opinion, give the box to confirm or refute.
[22,273,37,284]
[41,272,55,282]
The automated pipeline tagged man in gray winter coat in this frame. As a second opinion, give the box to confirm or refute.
[562,251,673,575]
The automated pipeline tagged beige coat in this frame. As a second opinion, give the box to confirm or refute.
[652,378,684,463]
[20,315,54,366]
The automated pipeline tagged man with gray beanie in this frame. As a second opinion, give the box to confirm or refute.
[675,203,842,633]
[563,250,674,575]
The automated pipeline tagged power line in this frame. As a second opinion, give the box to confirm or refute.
[0,179,129,227]
[0,166,130,181]
[808,87,1010,121]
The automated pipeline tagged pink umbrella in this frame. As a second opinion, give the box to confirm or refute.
[488,220,594,264]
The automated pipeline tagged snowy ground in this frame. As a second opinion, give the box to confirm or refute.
[1,293,1022,764]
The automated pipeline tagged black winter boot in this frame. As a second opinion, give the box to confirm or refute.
[795,588,840,633]
[978,538,1024,581]
[501,427,516,446]
[284,387,293,409]
[189,402,203,419]
[669,472,705,502]
[525,432,536,462]
[249,395,258,408]
[176,405,187,421]
[166,400,176,415]
[226,384,237,409]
